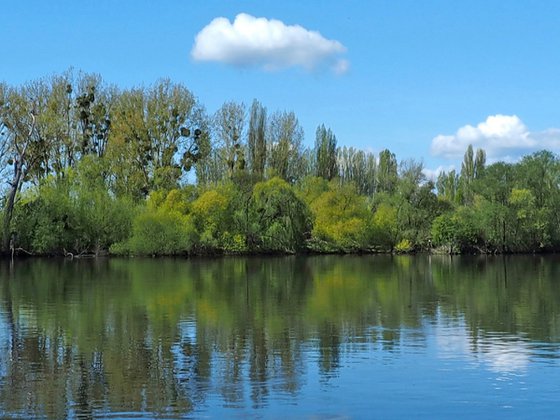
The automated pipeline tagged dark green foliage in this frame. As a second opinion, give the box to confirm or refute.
[248,177,311,252]
[431,208,479,253]
[14,170,133,255]
[433,149,560,253]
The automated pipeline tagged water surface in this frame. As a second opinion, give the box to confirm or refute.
[1,255,559,418]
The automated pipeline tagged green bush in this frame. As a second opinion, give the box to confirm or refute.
[431,207,479,253]
[310,182,373,251]
[394,239,414,253]
[113,208,195,256]
[13,175,135,255]
[190,186,234,252]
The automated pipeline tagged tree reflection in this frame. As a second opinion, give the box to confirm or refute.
[0,255,559,417]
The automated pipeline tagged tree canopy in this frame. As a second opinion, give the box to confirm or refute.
[2,70,559,256]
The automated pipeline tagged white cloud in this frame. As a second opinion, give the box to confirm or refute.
[431,114,560,162]
[422,165,456,181]
[333,59,350,75]
[191,13,348,73]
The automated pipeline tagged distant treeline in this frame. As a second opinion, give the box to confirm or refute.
[1,71,559,256]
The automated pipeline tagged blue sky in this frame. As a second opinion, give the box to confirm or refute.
[3,0,560,177]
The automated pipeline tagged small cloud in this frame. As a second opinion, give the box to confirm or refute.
[431,114,560,162]
[333,59,350,75]
[422,165,456,181]
[191,13,348,73]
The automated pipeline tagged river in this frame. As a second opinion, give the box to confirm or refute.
[1,255,559,418]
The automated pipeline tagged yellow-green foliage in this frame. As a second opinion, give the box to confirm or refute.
[192,189,228,225]
[190,186,233,251]
[509,188,534,221]
[372,202,398,250]
[296,176,329,207]
[113,189,195,256]
[146,190,167,210]
[127,210,194,255]
[149,188,192,214]
[394,239,413,253]
[310,182,373,251]
[163,189,190,213]
[508,188,549,249]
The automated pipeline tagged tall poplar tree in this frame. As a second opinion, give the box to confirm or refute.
[247,99,267,177]
[267,111,303,181]
[315,124,337,180]
[377,149,398,193]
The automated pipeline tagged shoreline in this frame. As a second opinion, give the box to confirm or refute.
[2,248,558,260]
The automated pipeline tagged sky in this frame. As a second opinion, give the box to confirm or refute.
[2,0,560,178]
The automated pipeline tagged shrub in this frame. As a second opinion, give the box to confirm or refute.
[310,183,373,251]
[114,208,195,256]
[394,239,414,253]
[13,176,135,255]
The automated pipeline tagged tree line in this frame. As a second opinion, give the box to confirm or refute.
[1,70,559,256]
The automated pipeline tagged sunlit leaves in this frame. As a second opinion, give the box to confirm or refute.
[308,182,373,251]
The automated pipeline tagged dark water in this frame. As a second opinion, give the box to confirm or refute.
[1,255,560,419]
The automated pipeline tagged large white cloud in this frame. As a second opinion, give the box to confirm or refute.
[431,114,560,161]
[191,13,348,73]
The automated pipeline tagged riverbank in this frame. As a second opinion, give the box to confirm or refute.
[2,245,558,259]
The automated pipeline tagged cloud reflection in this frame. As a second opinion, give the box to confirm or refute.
[436,317,529,375]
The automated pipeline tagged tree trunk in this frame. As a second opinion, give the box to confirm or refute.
[2,165,23,251]
[2,114,34,252]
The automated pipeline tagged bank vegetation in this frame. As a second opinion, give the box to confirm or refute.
[1,71,559,256]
